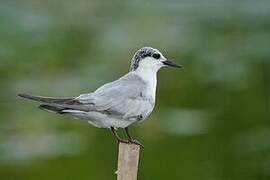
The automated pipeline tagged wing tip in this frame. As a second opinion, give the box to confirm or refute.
[17,93,42,102]
[18,93,30,99]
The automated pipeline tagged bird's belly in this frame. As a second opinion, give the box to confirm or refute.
[86,112,137,128]
[67,110,136,128]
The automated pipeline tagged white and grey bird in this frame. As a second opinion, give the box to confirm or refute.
[18,47,182,146]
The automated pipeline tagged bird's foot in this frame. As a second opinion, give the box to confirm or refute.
[117,138,143,147]
[129,139,144,148]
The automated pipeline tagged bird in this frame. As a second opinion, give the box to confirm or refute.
[18,47,182,146]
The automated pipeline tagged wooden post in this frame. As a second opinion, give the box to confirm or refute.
[116,142,140,180]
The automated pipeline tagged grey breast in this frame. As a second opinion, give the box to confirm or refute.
[77,73,155,121]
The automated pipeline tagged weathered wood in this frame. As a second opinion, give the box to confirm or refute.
[116,142,140,180]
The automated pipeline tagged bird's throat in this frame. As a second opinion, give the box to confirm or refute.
[134,67,157,100]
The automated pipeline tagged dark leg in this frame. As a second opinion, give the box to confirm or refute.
[111,127,129,144]
[125,127,133,140]
[124,127,143,147]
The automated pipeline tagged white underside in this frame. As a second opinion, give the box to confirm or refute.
[63,110,137,128]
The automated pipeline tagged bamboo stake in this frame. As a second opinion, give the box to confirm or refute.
[116,142,140,180]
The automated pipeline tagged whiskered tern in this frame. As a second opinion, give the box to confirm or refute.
[18,47,182,146]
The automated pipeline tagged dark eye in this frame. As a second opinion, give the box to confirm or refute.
[152,53,161,59]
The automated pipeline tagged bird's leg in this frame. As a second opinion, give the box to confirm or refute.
[110,127,129,144]
[124,127,143,147]
[125,127,133,140]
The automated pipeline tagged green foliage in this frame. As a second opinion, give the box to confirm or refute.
[0,1,270,179]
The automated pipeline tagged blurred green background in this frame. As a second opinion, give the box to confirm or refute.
[1,0,270,179]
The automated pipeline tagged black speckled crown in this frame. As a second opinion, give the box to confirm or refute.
[130,47,159,71]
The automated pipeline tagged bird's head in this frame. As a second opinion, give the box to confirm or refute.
[130,47,182,72]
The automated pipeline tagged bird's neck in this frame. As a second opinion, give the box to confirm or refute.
[133,67,158,100]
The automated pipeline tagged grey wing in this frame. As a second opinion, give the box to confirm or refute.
[77,73,154,120]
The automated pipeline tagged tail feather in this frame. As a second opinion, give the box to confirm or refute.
[18,93,74,104]
[39,104,67,114]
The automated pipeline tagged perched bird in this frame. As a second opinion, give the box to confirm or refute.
[18,47,182,146]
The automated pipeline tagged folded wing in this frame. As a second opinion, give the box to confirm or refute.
[77,73,154,120]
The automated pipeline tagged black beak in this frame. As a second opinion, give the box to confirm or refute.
[163,60,182,68]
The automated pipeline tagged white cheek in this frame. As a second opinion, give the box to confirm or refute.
[140,57,162,68]
[154,59,165,68]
